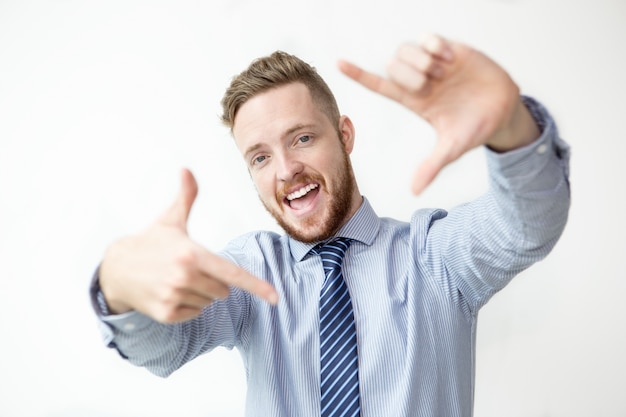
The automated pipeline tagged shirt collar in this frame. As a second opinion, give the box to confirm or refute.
[288,196,380,262]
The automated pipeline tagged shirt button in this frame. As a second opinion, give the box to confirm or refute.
[537,144,548,154]
[124,323,136,331]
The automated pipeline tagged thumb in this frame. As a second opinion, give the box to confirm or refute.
[158,168,199,230]
[411,140,456,195]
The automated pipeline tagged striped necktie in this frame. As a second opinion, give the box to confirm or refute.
[313,238,361,417]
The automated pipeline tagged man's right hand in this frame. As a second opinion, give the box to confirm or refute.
[98,168,278,323]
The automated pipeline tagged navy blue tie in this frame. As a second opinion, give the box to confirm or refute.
[313,238,361,417]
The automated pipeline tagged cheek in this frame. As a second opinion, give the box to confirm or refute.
[252,174,276,200]
[325,155,347,179]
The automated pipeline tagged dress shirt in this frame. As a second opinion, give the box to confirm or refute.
[92,97,571,417]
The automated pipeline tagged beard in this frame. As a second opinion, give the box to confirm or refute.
[259,150,357,243]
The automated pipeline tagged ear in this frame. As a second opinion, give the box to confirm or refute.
[338,115,356,154]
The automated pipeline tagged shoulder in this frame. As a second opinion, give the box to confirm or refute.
[222,229,286,254]
[372,208,449,248]
[410,207,449,230]
[377,207,448,231]
[218,230,288,268]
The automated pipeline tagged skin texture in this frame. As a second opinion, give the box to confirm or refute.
[232,82,362,244]
[338,33,539,194]
[98,34,541,323]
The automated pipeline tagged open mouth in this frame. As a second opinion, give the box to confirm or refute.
[285,183,319,210]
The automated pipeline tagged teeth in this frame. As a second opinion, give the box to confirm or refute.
[286,184,318,201]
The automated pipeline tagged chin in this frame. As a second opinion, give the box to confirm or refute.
[283,214,344,243]
[283,223,329,244]
[262,189,353,243]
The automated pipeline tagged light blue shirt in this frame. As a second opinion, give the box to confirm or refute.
[94,97,571,417]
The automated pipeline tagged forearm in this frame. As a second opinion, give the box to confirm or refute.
[485,95,570,244]
[90,270,246,377]
[426,96,570,311]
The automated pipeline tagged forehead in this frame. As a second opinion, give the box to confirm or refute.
[232,83,325,151]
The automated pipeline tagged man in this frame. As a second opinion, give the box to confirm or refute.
[91,34,570,416]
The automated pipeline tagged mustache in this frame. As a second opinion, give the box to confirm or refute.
[277,173,326,200]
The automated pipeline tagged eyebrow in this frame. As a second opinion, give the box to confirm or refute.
[243,123,316,159]
[244,143,263,160]
[284,123,313,137]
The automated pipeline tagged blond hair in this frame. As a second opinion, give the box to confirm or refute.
[220,51,340,132]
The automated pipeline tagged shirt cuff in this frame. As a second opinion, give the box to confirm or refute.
[484,95,571,189]
[89,265,111,316]
[89,265,152,351]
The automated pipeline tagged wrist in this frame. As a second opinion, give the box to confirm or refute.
[487,97,541,153]
[98,247,134,315]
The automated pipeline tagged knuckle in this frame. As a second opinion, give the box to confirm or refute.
[160,271,189,300]
[418,54,434,71]
[158,285,182,307]
[424,33,442,49]
[407,76,427,94]
[153,305,179,323]
[169,269,193,289]
[168,252,199,289]
[174,247,198,267]
[161,309,181,324]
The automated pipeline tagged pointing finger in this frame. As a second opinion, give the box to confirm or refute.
[338,59,410,105]
[197,250,279,305]
[337,60,385,92]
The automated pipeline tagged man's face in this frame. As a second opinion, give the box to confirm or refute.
[232,82,362,243]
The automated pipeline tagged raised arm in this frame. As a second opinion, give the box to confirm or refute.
[338,33,541,195]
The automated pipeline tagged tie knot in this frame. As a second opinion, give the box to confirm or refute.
[312,237,353,270]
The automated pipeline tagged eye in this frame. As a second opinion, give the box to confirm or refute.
[298,135,311,144]
[252,155,268,166]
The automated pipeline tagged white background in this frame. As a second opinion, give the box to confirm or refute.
[1,0,624,416]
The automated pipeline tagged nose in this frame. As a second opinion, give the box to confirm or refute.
[276,151,304,182]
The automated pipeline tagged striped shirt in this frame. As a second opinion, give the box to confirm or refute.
[95,97,571,417]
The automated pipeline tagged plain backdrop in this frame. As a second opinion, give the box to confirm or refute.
[0,0,624,416]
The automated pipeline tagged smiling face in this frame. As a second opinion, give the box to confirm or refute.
[232,82,362,243]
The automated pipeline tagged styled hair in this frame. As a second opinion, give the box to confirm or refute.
[220,51,340,132]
